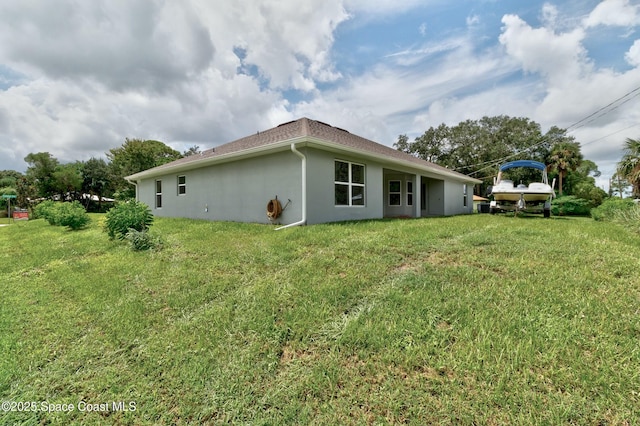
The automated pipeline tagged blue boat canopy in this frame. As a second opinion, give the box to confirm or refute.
[499,160,546,171]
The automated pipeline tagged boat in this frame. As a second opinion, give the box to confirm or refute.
[489,160,555,217]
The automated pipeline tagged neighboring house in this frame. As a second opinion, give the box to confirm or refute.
[473,195,489,213]
[126,118,481,227]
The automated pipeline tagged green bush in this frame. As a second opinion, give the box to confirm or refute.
[591,198,637,222]
[33,201,90,230]
[125,228,163,251]
[33,200,58,223]
[104,200,154,239]
[56,201,91,230]
[550,196,591,216]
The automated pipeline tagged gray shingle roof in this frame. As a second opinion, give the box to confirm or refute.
[127,117,480,183]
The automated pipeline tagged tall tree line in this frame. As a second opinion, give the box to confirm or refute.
[3,138,186,211]
[395,115,599,199]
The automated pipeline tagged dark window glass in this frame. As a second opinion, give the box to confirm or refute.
[335,184,349,205]
[335,161,349,183]
[352,186,365,205]
[352,164,365,184]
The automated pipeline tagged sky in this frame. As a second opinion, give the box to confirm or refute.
[1,0,640,191]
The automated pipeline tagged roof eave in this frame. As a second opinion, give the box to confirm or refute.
[125,137,307,181]
[304,137,482,184]
[126,136,481,185]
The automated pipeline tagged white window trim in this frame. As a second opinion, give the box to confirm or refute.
[389,180,402,206]
[155,180,162,209]
[407,180,414,206]
[334,160,366,207]
[177,175,186,196]
[463,183,468,207]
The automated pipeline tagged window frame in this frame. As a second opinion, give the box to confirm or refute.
[388,180,402,206]
[334,160,366,207]
[177,175,186,196]
[155,180,162,209]
[463,184,468,207]
[407,180,414,206]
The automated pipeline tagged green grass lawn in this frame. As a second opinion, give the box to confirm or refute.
[1,214,639,425]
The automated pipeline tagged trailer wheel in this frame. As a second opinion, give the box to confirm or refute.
[490,207,497,215]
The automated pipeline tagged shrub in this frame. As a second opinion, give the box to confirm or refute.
[33,200,58,223]
[550,196,591,216]
[613,205,640,234]
[104,200,154,239]
[56,201,91,230]
[591,198,637,222]
[125,228,163,251]
[33,201,90,230]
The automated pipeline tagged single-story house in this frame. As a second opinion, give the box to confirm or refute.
[126,118,481,227]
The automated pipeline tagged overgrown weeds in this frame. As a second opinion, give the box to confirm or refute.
[591,197,640,234]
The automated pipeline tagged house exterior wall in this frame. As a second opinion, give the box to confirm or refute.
[422,177,445,216]
[305,147,384,224]
[443,180,474,215]
[136,150,303,225]
[134,145,476,226]
[383,171,416,218]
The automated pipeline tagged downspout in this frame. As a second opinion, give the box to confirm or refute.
[276,143,307,230]
[125,178,139,201]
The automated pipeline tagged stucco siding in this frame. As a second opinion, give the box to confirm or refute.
[137,150,303,224]
[133,145,476,226]
[443,180,473,215]
[383,171,415,218]
[305,148,384,224]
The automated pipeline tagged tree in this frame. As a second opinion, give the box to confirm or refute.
[0,170,22,211]
[0,187,17,212]
[547,141,583,196]
[16,177,35,208]
[0,170,22,189]
[107,138,182,199]
[81,157,114,210]
[617,137,640,198]
[395,116,548,195]
[395,123,451,164]
[24,152,59,198]
[610,172,631,198]
[51,162,83,200]
[183,145,201,157]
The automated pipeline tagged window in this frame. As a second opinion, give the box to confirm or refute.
[463,184,468,207]
[389,180,401,206]
[407,181,413,206]
[335,160,365,206]
[178,175,186,195]
[155,180,162,209]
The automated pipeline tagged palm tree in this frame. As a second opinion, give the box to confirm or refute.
[617,137,640,198]
[547,142,583,196]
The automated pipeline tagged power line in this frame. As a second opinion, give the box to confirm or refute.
[454,85,640,175]
[566,85,640,131]
[580,122,640,147]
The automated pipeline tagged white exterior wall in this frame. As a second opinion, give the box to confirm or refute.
[136,150,303,225]
[443,180,474,215]
[134,146,476,225]
[305,147,384,224]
